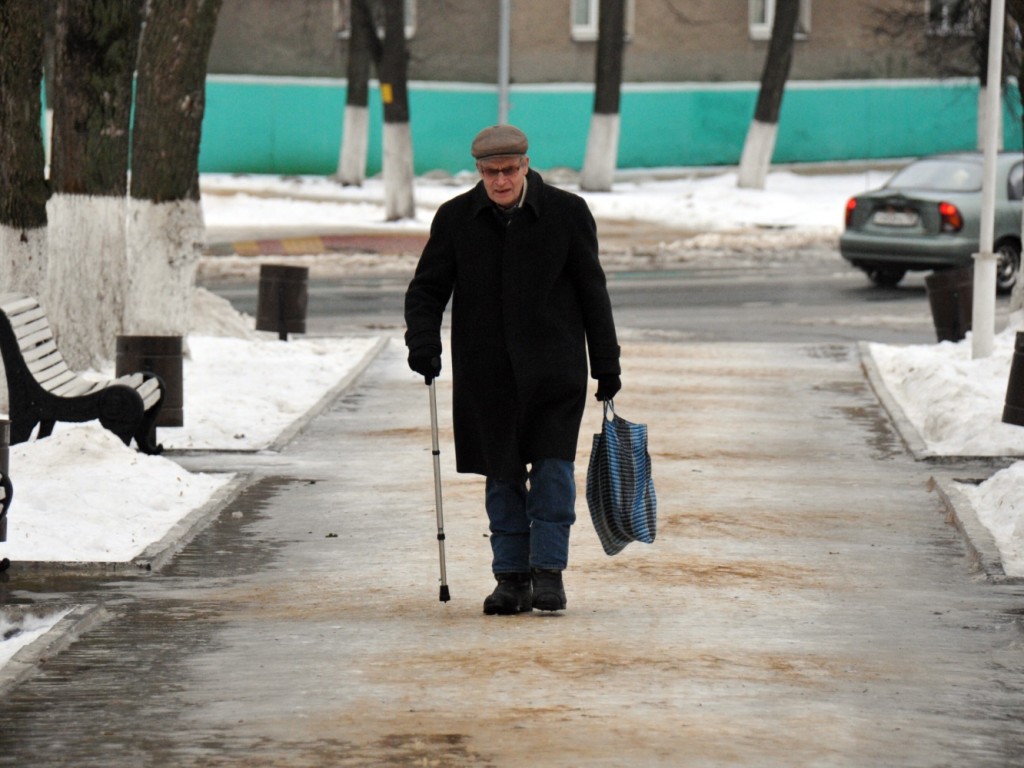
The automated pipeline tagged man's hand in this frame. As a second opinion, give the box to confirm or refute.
[408,345,442,384]
[595,375,621,402]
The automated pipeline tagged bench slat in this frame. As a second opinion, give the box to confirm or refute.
[134,377,160,397]
[118,373,143,388]
[133,377,162,410]
[0,295,38,316]
[7,306,46,329]
[21,339,60,364]
[0,291,28,306]
[14,317,52,342]
[28,350,65,373]
[33,359,71,383]
[50,379,97,398]
[40,369,78,393]
[18,328,55,351]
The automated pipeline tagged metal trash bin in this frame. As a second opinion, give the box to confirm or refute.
[256,264,308,341]
[1004,331,1024,426]
[116,335,184,427]
[0,419,11,545]
[925,266,973,343]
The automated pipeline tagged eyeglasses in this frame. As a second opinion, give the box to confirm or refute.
[479,163,523,180]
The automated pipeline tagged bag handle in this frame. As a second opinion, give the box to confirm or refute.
[603,399,616,422]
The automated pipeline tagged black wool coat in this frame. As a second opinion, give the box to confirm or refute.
[404,169,620,479]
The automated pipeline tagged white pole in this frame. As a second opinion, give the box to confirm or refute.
[972,0,1006,359]
[498,0,511,124]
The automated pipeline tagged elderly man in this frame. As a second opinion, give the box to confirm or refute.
[404,124,621,615]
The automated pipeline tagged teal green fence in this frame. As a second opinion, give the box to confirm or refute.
[199,75,1024,176]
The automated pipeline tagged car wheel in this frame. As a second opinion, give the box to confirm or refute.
[864,268,906,288]
[996,238,1021,295]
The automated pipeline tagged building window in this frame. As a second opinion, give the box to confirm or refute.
[333,0,417,39]
[571,0,635,42]
[749,0,811,41]
[927,0,974,37]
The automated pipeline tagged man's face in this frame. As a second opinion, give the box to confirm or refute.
[477,155,529,208]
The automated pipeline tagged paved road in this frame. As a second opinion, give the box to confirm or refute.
[2,340,1024,766]
[202,257,977,346]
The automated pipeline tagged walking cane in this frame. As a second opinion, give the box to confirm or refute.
[428,376,451,602]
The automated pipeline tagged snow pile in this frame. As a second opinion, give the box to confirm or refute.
[960,463,1024,577]
[4,426,228,563]
[869,315,1024,576]
[0,609,72,668]
[868,316,1024,457]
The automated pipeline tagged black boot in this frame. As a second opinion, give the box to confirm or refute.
[483,572,533,615]
[531,569,566,612]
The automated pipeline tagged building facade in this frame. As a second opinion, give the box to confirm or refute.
[198,1,1015,175]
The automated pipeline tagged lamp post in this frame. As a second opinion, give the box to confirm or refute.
[498,0,510,124]
[972,0,1006,359]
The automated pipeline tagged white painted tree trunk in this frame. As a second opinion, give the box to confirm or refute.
[44,108,54,174]
[123,197,204,337]
[580,112,620,192]
[45,194,127,369]
[977,87,1004,150]
[0,225,47,413]
[0,224,47,298]
[383,121,415,221]
[737,119,778,190]
[336,104,369,186]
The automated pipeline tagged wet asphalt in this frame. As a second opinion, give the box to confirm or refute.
[1,337,1024,766]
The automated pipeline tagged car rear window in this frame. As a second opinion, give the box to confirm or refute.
[886,159,982,192]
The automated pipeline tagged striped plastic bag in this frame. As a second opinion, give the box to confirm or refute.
[585,401,657,556]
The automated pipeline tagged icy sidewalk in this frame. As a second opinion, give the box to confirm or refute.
[3,340,1023,766]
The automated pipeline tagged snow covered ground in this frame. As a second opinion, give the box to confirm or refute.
[4,164,1024,657]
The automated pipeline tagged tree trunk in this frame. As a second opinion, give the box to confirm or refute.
[581,0,625,192]
[379,0,414,220]
[0,0,50,299]
[737,0,799,190]
[48,0,143,369]
[336,0,379,186]
[125,0,222,337]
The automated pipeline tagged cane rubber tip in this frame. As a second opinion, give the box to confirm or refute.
[439,585,451,602]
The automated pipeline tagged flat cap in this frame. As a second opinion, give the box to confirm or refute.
[471,124,529,160]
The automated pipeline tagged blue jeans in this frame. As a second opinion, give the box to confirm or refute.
[485,458,577,574]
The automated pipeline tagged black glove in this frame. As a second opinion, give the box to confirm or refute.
[595,375,621,402]
[408,345,442,384]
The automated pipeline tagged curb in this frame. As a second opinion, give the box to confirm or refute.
[269,336,390,451]
[858,341,1016,467]
[931,477,1022,584]
[204,233,427,257]
[132,473,254,573]
[858,340,934,461]
[0,603,110,699]
[859,342,1021,584]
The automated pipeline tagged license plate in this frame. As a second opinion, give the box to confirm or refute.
[873,210,918,227]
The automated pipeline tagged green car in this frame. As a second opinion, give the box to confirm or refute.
[840,152,1023,293]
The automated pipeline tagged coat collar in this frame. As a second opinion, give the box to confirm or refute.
[470,169,543,220]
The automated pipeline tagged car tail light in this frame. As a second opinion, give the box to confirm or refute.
[845,198,857,228]
[938,201,963,232]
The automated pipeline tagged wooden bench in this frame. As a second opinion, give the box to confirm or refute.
[0,293,165,455]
